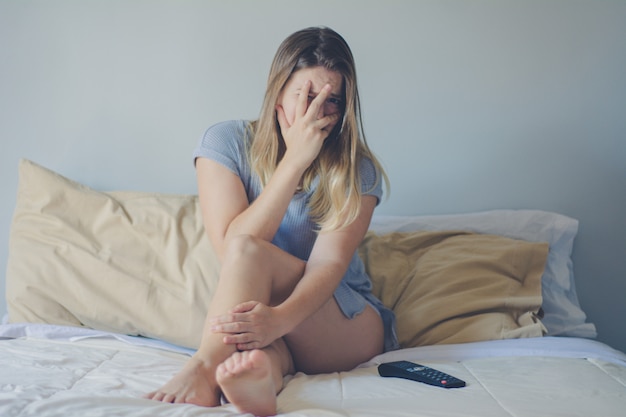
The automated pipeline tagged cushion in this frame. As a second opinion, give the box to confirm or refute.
[4,159,566,348]
[359,231,548,347]
[370,213,597,338]
[6,159,219,348]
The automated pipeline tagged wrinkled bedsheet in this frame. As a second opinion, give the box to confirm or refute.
[1,326,625,417]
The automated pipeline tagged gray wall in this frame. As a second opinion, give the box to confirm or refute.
[1,1,625,352]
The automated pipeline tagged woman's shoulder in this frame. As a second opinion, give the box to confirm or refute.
[199,120,250,148]
[204,119,250,137]
[193,120,253,164]
[358,155,378,181]
[357,155,384,200]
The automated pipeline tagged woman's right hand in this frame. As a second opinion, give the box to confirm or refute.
[209,301,288,351]
[275,80,340,171]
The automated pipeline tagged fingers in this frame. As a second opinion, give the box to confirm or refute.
[318,112,340,132]
[295,79,312,118]
[231,300,259,313]
[209,302,259,333]
[276,80,340,144]
[210,312,246,325]
[222,333,261,350]
[208,302,275,350]
[302,83,341,135]
[209,301,258,326]
[304,83,332,121]
[212,321,248,334]
[293,80,335,121]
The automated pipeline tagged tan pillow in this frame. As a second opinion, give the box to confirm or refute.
[359,231,549,348]
[7,159,548,350]
[7,159,220,348]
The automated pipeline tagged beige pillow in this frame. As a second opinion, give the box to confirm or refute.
[7,159,548,350]
[359,231,549,348]
[7,159,220,348]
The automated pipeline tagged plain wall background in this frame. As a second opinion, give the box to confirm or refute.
[1,0,625,352]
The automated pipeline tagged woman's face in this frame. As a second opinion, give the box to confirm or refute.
[276,66,344,129]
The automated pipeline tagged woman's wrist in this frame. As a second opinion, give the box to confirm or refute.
[272,159,308,196]
[276,155,307,180]
[273,303,300,337]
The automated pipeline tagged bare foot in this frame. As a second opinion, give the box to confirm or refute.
[216,350,278,417]
[144,355,220,406]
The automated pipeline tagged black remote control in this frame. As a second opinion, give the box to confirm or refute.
[378,360,466,388]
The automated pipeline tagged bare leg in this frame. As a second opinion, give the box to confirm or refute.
[145,235,302,406]
[216,338,291,416]
[145,355,219,405]
[285,298,384,375]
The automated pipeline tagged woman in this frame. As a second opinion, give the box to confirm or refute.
[146,26,398,416]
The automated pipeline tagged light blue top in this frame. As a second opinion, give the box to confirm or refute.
[192,119,399,352]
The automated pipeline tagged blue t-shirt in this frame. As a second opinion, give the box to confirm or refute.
[192,119,398,352]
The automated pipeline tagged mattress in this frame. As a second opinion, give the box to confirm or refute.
[1,324,625,417]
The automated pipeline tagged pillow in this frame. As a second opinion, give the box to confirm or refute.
[360,230,548,347]
[370,213,597,338]
[5,159,591,349]
[6,159,219,348]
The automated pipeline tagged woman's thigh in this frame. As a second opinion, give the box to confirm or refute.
[283,297,384,374]
[223,236,383,373]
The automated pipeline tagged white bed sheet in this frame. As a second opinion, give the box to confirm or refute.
[0,320,196,356]
[1,324,625,417]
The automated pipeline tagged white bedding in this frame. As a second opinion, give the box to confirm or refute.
[1,324,625,417]
[4,163,618,415]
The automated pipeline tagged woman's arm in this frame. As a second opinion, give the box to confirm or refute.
[196,157,303,259]
[274,195,377,333]
[210,194,377,349]
[197,82,339,258]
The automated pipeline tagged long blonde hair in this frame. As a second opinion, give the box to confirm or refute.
[248,26,388,232]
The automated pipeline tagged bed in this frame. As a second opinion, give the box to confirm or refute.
[2,159,625,417]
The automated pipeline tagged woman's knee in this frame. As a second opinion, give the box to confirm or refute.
[220,235,305,301]
[222,234,266,266]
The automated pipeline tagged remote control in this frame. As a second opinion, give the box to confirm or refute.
[378,360,466,388]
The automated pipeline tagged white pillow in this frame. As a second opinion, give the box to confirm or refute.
[370,211,597,338]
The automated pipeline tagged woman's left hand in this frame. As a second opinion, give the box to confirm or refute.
[209,301,285,350]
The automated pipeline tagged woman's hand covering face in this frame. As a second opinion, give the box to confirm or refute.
[275,67,343,170]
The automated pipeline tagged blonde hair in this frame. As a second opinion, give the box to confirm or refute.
[248,26,388,232]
